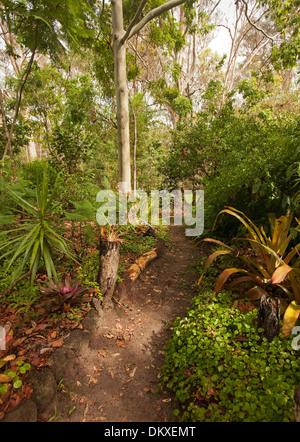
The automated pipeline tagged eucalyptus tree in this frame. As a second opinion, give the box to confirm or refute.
[248,0,300,69]
[110,0,196,193]
[0,0,96,164]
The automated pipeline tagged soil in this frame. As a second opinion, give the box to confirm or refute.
[51,225,207,423]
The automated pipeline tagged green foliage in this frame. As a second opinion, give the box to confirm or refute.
[148,17,186,53]
[148,80,192,119]
[259,0,300,69]
[65,199,97,223]
[46,74,100,174]
[199,207,300,305]
[120,234,156,256]
[161,290,300,422]
[0,167,77,285]
[1,0,95,60]
[0,358,31,394]
[199,206,300,338]
[0,324,31,394]
[2,281,41,316]
[50,125,95,174]
[162,78,300,237]
[75,251,101,293]
[0,116,30,160]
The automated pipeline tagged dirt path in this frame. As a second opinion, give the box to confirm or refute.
[54,226,205,422]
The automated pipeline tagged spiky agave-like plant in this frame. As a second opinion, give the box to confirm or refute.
[0,167,77,286]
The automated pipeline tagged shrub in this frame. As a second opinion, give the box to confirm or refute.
[0,166,77,285]
[198,207,300,336]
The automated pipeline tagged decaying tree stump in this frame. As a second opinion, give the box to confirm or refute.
[294,386,300,422]
[98,238,120,309]
[257,294,280,341]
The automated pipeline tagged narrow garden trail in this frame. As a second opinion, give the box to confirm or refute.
[54,226,205,422]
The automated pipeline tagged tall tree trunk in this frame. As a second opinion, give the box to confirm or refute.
[111,0,189,193]
[0,2,22,76]
[0,22,39,170]
[129,96,137,192]
[111,0,131,193]
[28,140,38,161]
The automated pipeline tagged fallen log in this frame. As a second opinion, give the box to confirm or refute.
[115,238,165,302]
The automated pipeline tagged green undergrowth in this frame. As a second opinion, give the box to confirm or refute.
[119,224,171,267]
[120,234,156,256]
[160,286,300,422]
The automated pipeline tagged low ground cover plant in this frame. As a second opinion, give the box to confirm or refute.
[161,287,300,422]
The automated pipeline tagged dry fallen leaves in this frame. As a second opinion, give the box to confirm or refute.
[97,349,106,358]
[51,338,64,348]
[129,367,137,378]
[82,403,89,422]
[11,337,26,347]
[116,340,126,348]
[87,375,98,385]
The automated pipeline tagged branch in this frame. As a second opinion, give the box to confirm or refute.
[124,0,189,42]
[127,40,148,70]
[232,37,269,86]
[2,22,39,163]
[0,270,32,300]
[207,0,222,18]
[122,0,148,43]
[216,24,233,41]
[240,0,276,41]
[0,86,10,142]
[97,111,118,129]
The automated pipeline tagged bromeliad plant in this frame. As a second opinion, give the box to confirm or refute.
[271,216,300,336]
[40,275,96,311]
[100,224,128,243]
[0,168,77,286]
[198,207,300,336]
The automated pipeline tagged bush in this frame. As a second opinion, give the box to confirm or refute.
[161,290,300,422]
[0,166,76,285]
[161,95,300,239]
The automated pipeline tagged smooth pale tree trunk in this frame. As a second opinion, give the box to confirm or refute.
[129,97,137,192]
[111,0,131,193]
[28,140,38,160]
[111,0,190,193]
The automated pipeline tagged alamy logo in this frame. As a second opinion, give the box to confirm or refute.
[0,326,6,351]
[291,326,300,351]
[96,187,204,237]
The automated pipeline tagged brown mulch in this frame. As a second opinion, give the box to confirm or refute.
[0,225,208,421]
[52,225,206,422]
